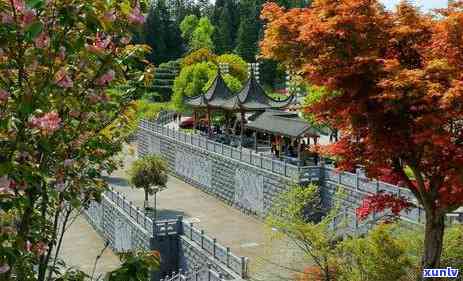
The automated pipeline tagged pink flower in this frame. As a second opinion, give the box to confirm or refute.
[0,263,10,274]
[12,0,25,12]
[0,12,13,24]
[0,176,14,195]
[33,241,48,256]
[25,240,32,252]
[128,3,144,25]
[30,112,61,135]
[86,33,111,54]
[54,68,73,89]
[96,69,115,86]
[21,9,35,26]
[0,89,9,103]
[104,9,116,22]
[35,32,50,48]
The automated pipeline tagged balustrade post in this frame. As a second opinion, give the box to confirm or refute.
[226,247,230,267]
[355,170,360,190]
[240,146,242,160]
[221,142,224,155]
[208,264,212,281]
[201,230,205,249]
[249,149,252,164]
[241,257,247,278]
[213,238,217,258]
[190,223,194,240]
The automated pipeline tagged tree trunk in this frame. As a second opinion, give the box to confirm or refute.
[421,213,445,281]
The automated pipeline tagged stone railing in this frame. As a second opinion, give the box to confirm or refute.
[104,187,155,232]
[85,187,248,280]
[182,223,248,278]
[139,120,301,180]
[84,187,153,253]
[139,118,463,227]
[162,265,229,281]
[155,111,178,125]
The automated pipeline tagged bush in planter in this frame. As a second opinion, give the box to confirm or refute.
[128,155,168,210]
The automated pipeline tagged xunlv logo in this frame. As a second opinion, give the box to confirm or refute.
[423,267,459,278]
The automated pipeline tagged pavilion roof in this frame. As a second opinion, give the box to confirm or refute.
[245,109,325,138]
[185,72,234,109]
[186,72,294,111]
[222,74,294,111]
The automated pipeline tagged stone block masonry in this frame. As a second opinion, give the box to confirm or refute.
[138,122,292,219]
[138,119,463,230]
[84,187,247,281]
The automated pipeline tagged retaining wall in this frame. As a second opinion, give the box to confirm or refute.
[84,188,247,281]
[137,119,453,230]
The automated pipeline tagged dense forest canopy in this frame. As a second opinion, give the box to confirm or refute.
[137,0,311,89]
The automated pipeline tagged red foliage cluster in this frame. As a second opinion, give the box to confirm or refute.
[356,192,414,221]
[261,0,463,217]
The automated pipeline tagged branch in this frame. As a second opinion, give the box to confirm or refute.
[48,205,73,281]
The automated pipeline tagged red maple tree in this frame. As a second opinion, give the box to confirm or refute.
[260,0,463,273]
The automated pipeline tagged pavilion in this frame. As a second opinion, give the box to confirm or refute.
[185,71,294,140]
[245,109,326,164]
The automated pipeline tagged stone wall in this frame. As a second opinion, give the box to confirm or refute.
[139,127,292,218]
[84,190,152,253]
[137,120,463,230]
[180,222,247,280]
[84,188,247,281]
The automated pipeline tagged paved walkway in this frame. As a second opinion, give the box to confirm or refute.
[106,144,307,281]
[58,143,308,281]
[60,215,120,279]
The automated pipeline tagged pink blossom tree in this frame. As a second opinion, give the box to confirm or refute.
[0,0,156,279]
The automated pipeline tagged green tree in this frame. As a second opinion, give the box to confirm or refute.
[106,251,160,281]
[267,184,340,281]
[190,17,215,51]
[338,224,414,281]
[212,0,239,54]
[128,155,168,212]
[180,15,199,44]
[235,0,261,62]
[181,48,217,67]
[216,54,248,82]
[180,16,215,52]
[144,0,184,64]
[172,62,216,111]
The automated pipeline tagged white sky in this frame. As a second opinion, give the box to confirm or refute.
[381,0,448,11]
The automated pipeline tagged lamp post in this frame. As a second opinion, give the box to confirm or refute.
[153,190,158,222]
